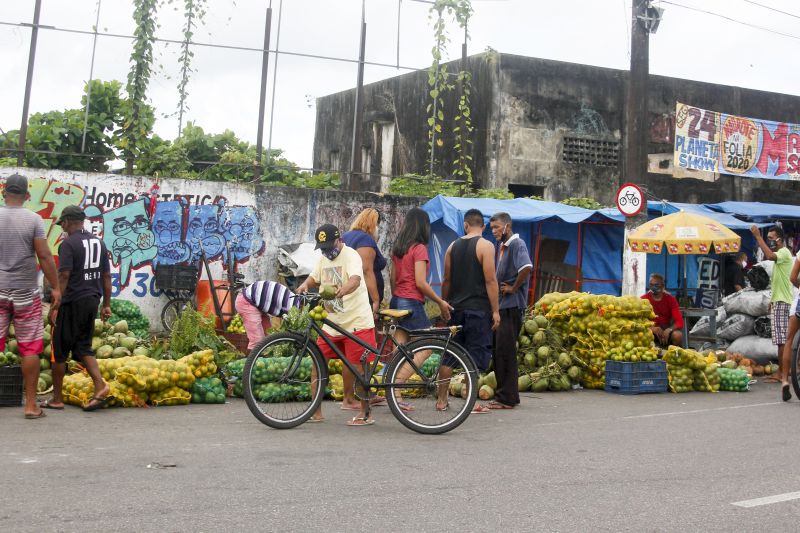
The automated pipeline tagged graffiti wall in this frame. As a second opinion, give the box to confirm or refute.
[0,168,422,331]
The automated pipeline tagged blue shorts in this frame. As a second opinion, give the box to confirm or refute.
[389,296,432,331]
[444,309,493,373]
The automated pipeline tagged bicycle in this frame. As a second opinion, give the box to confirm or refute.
[792,336,800,400]
[157,239,246,332]
[242,294,478,434]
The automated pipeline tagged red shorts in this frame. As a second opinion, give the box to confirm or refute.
[316,328,377,365]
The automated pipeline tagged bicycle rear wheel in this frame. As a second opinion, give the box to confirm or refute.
[792,341,800,400]
[161,297,195,332]
[243,332,327,429]
[384,337,477,434]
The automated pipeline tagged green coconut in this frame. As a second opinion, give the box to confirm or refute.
[478,385,495,400]
[483,371,497,390]
[534,315,549,329]
[112,347,131,358]
[113,320,129,334]
[518,374,532,392]
[133,346,150,357]
[96,345,114,358]
[523,320,539,335]
[533,330,547,345]
[120,337,138,351]
[557,352,572,368]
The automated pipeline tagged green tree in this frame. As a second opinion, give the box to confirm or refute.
[1,80,127,172]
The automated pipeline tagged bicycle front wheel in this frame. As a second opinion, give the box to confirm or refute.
[792,340,800,400]
[384,337,477,434]
[161,297,195,332]
[242,332,327,429]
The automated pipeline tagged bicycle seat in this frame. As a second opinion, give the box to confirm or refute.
[379,308,412,319]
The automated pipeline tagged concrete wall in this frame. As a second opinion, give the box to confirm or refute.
[315,53,800,206]
[313,55,496,190]
[0,168,422,331]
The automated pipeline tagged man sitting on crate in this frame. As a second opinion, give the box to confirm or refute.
[641,273,684,348]
[234,280,301,350]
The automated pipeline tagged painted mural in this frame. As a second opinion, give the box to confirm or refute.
[0,176,265,291]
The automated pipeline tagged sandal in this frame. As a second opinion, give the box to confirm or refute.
[471,404,491,414]
[39,400,64,410]
[83,396,114,412]
[782,384,791,402]
[307,417,325,423]
[24,410,47,420]
[346,416,375,427]
[436,401,449,412]
[396,400,415,412]
[487,400,514,410]
[369,396,387,406]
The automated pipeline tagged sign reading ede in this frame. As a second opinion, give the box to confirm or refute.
[616,183,644,217]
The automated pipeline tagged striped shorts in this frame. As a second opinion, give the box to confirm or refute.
[0,289,44,357]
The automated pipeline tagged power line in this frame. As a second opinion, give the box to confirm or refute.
[0,19,461,76]
[660,0,800,41]
[743,0,800,20]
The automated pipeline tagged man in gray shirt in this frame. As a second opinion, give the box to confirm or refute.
[0,174,61,419]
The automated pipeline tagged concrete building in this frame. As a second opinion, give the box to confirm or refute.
[313,53,800,205]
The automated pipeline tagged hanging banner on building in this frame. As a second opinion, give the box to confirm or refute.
[673,102,800,180]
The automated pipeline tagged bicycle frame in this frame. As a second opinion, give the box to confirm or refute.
[292,315,458,392]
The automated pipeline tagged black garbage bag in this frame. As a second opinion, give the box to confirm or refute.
[746,265,770,291]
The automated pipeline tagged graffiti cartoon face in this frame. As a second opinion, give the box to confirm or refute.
[221,206,263,262]
[95,199,157,286]
[187,205,225,260]
[153,201,191,265]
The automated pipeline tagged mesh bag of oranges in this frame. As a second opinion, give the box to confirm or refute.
[178,349,217,379]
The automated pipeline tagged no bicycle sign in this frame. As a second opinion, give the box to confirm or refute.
[616,183,644,217]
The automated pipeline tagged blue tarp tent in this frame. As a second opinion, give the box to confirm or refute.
[422,196,626,298]
[705,201,800,222]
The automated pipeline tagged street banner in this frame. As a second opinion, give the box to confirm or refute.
[673,102,800,180]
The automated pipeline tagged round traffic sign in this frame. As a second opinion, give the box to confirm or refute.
[616,183,644,217]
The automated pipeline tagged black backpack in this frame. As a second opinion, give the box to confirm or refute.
[746,265,770,291]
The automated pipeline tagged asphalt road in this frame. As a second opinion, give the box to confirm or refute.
[1,381,799,532]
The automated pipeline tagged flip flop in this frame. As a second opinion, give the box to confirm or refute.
[763,376,781,383]
[340,404,362,411]
[486,401,514,410]
[396,400,415,412]
[24,410,47,420]
[39,400,64,410]
[346,416,375,427]
[782,384,791,402]
[369,396,387,406]
[471,404,491,414]
[83,396,114,412]
[436,402,449,412]
[307,417,325,423]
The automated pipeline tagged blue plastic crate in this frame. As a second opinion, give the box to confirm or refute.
[604,360,668,395]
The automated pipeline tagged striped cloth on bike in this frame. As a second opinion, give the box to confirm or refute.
[242,281,300,317]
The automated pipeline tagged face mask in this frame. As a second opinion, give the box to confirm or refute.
[322,246,341,261]
[768,239,778,250]
[649,285,663,295]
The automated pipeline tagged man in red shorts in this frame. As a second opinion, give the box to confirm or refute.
[296,224,377,426]
[0,174,61,419]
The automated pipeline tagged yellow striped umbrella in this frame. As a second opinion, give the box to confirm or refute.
[627,211,741,255]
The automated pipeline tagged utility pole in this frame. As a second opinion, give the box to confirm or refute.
[17,0,43,166]
[623,0,649,186]
[347,0,367,191]
[253,5,273,182]
[622,0,662,296]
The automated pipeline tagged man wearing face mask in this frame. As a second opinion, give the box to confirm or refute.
[486,212,532,409]
[641,273,684,347]
[723,252,748,297]
[751,225,793,397]
[296,224,376,426]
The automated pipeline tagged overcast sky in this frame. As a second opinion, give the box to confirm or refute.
[2,0,799,169]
